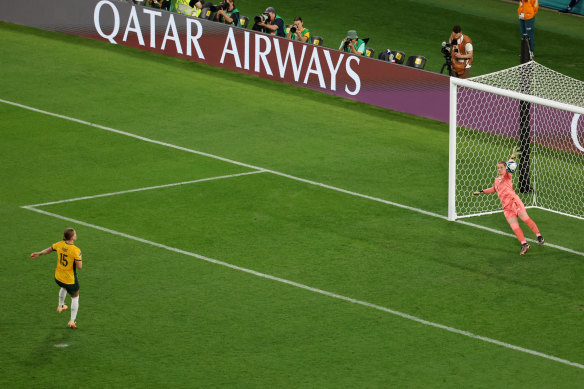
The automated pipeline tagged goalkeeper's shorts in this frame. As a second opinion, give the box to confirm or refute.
[504,200,527,219]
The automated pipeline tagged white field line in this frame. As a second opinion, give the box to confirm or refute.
[5,98,582,258]
[2,98,445,219]
[0,99,262,171]
[24,170,266,208]
[19,205,584,370]
[458,220,584,257]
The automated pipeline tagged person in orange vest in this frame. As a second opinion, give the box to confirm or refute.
[448,25,473,79]
[518,0,539,54]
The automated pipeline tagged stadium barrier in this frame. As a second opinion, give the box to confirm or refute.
[0,0,450,123]
[540,0,584,15]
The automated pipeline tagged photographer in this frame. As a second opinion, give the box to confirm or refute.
[339,30,366,56]
[286,17,312,44]
[448,25,473,79]
[146,0,171,10]
[215,0,240,27]
[256,7,286,37]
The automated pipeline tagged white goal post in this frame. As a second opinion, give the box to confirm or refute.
[448,62,584,221]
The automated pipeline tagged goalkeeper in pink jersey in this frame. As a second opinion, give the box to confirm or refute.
[472,148,545,255]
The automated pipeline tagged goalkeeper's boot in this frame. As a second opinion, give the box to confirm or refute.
[57,305,68,313]
[520,243,531,256]
[67,320,77,329]
[537,236,545,246]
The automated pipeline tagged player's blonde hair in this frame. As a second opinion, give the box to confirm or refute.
[63,228,76,241]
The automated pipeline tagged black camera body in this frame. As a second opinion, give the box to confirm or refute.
[252,12,270,32]
[254,12,269,24]
[342,38,351,49]
[209,1,228,12]
[289,25,298,34]
[441,42,451,56]
[440,41,454,75]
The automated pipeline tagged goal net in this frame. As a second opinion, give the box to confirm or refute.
[448,61,584,221]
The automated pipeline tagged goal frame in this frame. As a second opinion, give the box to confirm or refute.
[448,77,584,221]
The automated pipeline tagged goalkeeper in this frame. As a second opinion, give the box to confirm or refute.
[472,148,545,255]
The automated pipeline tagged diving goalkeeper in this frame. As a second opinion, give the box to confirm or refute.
[472,148,545,255]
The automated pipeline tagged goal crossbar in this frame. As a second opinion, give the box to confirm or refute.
[450,78,584,116]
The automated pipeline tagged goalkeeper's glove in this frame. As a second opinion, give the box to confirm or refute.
[472,190,483,196]
[510,146,522,159]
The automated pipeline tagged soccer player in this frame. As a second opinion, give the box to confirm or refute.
[472,148,545,255]
[30,228,83,328]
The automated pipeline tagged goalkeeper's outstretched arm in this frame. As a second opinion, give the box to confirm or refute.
[510,146,522,160]
[472,186,495,196]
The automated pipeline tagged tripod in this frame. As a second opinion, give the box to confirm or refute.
[440,56,453,76]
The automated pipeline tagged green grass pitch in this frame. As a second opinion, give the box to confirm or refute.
[1,7,584,388]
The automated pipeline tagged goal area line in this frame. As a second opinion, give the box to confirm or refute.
[4,97,583,259]
[24,170,266,208]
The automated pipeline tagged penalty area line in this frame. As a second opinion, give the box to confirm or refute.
[19,206,584,371]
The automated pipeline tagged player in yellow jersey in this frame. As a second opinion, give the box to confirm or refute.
[30,228,83,329]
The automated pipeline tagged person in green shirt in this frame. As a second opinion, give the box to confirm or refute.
[256,7,286,37]
[339,30,366,56]
[216,0,240,26]
[286,17,312,44]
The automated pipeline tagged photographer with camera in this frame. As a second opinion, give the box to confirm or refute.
[448,25,473,79]
[146,0,171,10]
[255,7,286,37]
[286,17,312,44]
[339,30,366,56]
[215,0,240,26]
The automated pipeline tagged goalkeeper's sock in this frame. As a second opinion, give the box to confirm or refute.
[71,296,79,322]
[510,222,526,244]
[521,216,540,236]
[58,287,67,308]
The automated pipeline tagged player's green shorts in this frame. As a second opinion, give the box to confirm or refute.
[55,278,79,295]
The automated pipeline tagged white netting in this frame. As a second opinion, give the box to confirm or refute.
[451,61,584,220]
[470,61,584,107]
